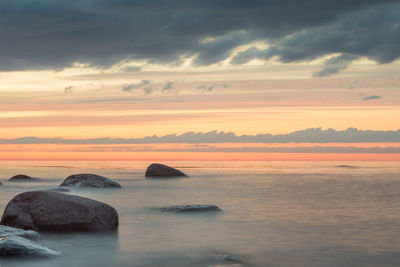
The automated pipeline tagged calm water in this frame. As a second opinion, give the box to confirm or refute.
[0,161,400,267]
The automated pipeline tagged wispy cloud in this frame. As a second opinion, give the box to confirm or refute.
[64,86,74,94]
[313,54,358,77]
[362,95,381,101]
[162,81,174,92]
[122,80,151,92]
[348,79,359,89]
[196,83,228,92]
[1,128,399,144]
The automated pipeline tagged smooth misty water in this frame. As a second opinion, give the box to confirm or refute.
[0,161,400,267]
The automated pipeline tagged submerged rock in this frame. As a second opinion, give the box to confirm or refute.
[46,187,70,193]
[59,173,122,188]
[8,174,39,182]
[0,225,60,257]
[1,191,119,232]
[0,225,39,240]
[145,163,187,178]
[224,254,243,263]
[165,204,221,213]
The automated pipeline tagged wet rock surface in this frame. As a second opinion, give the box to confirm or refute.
[145,163,187,178]
[59,173,122,188]
[164,204,222,213]
[1,191,119,232]
[8,174,39,182]
[0,225,60,257]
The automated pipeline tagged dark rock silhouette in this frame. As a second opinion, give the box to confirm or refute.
[0,225,60,257]
[59,173,122,188]
[8,174,39,182]
[1,191,119,232]
[145,163,187,178]
[335,165,357,168]
[164,204,221,213]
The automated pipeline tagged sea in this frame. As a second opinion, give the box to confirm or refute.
[0,160,399,267]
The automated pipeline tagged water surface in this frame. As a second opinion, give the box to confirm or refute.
[0,161,399,266]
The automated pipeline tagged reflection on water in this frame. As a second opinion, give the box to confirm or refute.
[0,161,399,266]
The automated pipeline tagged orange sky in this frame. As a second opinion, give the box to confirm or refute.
[0,57,399,160]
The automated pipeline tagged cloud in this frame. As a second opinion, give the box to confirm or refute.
[122,80,151,92]
[196,83,228,92]
[162,81,174,92]
[121,66,142,72]
[313,54,358,77]
[0,1,398,72]
[64,86,74,94]
[348,79,359,89]
[1,128,399,144]
[362,95,381,101]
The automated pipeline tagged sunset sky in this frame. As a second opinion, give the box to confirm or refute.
[0,0,399,160]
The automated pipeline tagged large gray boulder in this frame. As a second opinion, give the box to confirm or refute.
[0,225,60,257]
[0,191,119,232]
[59,173,122,188]
[145,163,187,178]
[8,174,39,182]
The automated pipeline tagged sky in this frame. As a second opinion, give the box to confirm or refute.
[0,0,399,160]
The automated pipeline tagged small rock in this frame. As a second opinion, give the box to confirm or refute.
[224,254,242,263]
[0,225,60,257]
[59,173,122,188]
[165,204,221,213]
[145,163,187,178]
[335,165,357,168]
[8,174,39,182]
[1,191,119,232]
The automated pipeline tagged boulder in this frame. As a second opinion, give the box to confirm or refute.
[8,174,39,182]
[59,173,122,188]
[145,163,187,178]
[1,191,119,232]
[0,225,60,257]
[165,204,221,213]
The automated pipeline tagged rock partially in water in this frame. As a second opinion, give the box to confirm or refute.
[224,254,243,263]
[1,191,119,232]
[0,225,39,240]
[8,174,39,182]
[165,204,221,213]
[59,173,122,188]
[335,165,357,168]
[145,163,187,178]
[0,225,60,257]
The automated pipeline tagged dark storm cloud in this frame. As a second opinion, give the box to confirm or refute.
[0,0,399,71]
